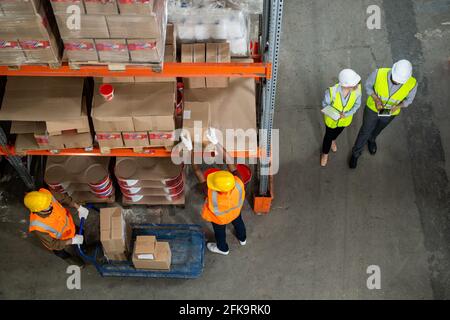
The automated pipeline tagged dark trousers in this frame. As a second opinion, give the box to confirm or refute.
[211,214,247,252]
[53,246,85,266]
[322,126,345,154]
[352,107,396,157]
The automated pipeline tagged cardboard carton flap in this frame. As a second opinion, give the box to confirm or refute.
[10,121,46,134]
[134,235,156,255]
[0,77,85,121]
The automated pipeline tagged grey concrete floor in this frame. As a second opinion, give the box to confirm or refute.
[0,0,449,299]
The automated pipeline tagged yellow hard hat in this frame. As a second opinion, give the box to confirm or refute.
[207,171,235,192]
[24,191,52,213]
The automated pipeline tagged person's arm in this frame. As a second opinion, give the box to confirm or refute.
[322,88,331,109]
[400,83,418,108]
[365,70,377,96]
[32,231,71,251]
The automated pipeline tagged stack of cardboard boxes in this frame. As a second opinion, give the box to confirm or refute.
[0,77,93,152]
[115,157,184,205]
[100,207,131,261]
[132,235,171,270]
[91,81,176,152]
[0,0,61,65]
[181,42,231,89]
[51,0,167,64]
[44,156,115,203]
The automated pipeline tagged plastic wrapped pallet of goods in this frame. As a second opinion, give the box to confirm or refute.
[55,14,110,38]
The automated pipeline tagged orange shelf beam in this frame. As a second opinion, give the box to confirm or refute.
[0,145,263,159]
[0,62,272,79]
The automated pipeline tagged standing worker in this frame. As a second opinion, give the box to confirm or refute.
[320,69,362,167]
[349,60,417,168]
[24,188,89,266]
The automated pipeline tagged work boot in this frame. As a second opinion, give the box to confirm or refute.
[239,240,247,246]
[331,141,338,153]
[207,243,229,255]
[349,155,359,169]
[320,154,329,167]
[368,141,377,155]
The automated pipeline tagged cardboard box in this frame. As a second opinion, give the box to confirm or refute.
[100,207,131,259]
[96,39,129,62]
[20,39,60,64]
[84,0,118,14]
[96,132,124,149]
[47,132,93,149]
[127,39,161,63]
[181,43,206,89]
[0,41,27,65]
[148,131,174,147]
[50,0,85,13]
[122,131,150,148]
[0,15,50,40]
[106,15,160,38]
[92,82,175,132]
[115,157,183,181]
[206,42,230,88]
[55,14,109,38]
[117,0,154,15]
[0,0,41,15]
[0,77,85,121]
[64,39,98,62]
[133,236,156,259]
[132,241,171,270]
[182,102,211,145]
[10,121,48,147]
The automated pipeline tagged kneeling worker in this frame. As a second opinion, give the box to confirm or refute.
[24,188,89,265]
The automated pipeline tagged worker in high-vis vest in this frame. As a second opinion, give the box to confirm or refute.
[320,69,362,167]
[200,170,246,255]
[24,188,89,266]
[349,60,418,169]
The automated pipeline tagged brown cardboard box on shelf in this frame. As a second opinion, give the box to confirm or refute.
[14,133,48,153]
[55,14,109,38]
[47,132,93,149]
[92,82,175,132]
[148,131,174,147]
[20,39,60,64]
[84,0,118,14]
[0,77,85,121]
[205,42,230,88]
[133,240,171,270]
[182,102,211,146]
[133,236,156,259]
[122,132,150,148]
[127,39,161,63]
[96,132,124,149]
[166,23,174,46]
[96,39,129,62]
[64,39,98,62]
[0,0,41,15]
[106,15,160,39]
[100,207,131,260]
[10,121,48,147]
[181,43,206,89]
[115,157,183,181]
[0,15,51,40]
[184,78,257,152]
[117,0,154,15]
[0,41,27,65]
[50,0,85,13]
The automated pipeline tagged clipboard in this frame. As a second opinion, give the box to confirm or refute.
[321,105,341,121]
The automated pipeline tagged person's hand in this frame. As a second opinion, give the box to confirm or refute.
[340,112,346,119]
[180,131,193,151]
[390,104,402,114]
[71,235,84,245]
[72,202,80,209]
[206,127,219,145]
[77,206,89,220]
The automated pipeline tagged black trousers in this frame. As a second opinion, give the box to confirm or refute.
[211,214,247,252]
[322,126,345,154]
[352,107,396,157]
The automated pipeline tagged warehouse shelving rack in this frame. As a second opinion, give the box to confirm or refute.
[0,0,284,213]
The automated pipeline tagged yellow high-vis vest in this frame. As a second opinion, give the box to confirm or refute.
[324,84,361,129]
[367,68,417,116]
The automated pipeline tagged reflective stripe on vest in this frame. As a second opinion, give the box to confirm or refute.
[211,181,244,216]
[367,68,417,115]
[324,84,360,129]
[30,218,65,239]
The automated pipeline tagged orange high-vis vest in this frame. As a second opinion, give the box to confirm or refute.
[201,177,245,225]
[29,189,76,248]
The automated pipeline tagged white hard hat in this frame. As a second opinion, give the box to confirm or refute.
[392,60,412,84]
[338,69,361,87]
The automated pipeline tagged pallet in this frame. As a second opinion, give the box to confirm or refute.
[99,145,173,155]
[68,60,163,72]
[1,61,62,70]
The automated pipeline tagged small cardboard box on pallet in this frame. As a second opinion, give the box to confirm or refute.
[96,39,130,62]
[106,15,160,38]
[117,0,155,15]
[148,131,174,148]
[100,207,132,261]
[84,0,119,14]
[64,39,99,62]
[0,41,27,65]
[0,0,41,15]
[55,14,110,38]
[181,43,206,89]
[96,132,124,149]
[132,236,171,270]
[122,132,150,148]
[127,39,161,63]
[205,42,231,88]
[182,102,211,146]
[50,0,86,14]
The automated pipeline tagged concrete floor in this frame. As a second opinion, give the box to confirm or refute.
[0,0,449,299]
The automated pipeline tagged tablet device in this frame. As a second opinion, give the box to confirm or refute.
[378,109,391,117]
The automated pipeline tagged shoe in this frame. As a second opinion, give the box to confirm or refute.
[239,240,247,246]
[331,141,337,153]
[349,155,358,169]
[207,243,229,255]
[368,141,377,155]
[320,154,329,167]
